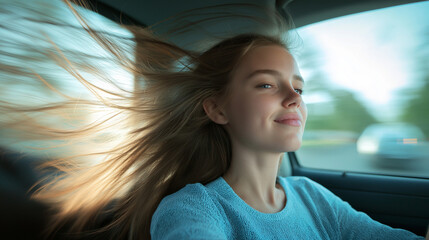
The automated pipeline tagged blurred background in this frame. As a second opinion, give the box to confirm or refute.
[292,1,429,178]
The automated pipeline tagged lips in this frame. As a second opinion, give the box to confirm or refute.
[274,113,302,127]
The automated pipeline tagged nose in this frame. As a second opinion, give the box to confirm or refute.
[281,88,302,109]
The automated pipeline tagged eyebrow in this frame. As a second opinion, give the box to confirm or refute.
[246,69,304,83]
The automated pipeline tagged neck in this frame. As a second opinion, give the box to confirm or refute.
[223,149,285,213]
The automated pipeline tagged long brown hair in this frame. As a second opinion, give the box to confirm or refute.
[0,0,292,238]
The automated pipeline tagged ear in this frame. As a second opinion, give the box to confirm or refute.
[203,97,228,125]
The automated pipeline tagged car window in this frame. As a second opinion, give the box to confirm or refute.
[0,0,133,156]
[292,1,429,178]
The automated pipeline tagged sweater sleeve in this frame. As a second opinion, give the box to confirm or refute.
[150,184,227,240]
[303,178,424,240]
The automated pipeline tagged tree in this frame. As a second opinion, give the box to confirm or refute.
[305,89,377,133]
[400,29,429,137]
[401,75,429,137]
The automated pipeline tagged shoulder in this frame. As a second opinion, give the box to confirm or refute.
[152,182,220,222]
[160,183,214,207]
[151,182,226,239]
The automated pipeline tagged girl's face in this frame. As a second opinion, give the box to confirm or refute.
[221,45,307,154]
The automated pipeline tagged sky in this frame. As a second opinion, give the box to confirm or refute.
[294,1,429,121]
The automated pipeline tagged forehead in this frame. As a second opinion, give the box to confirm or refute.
[232,45,300,80]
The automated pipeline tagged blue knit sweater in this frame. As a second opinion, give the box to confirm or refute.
[151,176,423,239]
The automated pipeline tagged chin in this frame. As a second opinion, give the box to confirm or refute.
[285,144,301,152]
[281,138,302,152]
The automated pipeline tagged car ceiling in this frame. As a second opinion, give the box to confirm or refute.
[86,0,423,28]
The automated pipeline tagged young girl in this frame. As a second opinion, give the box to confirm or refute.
[0,1,424,239]
[148,34,423,240]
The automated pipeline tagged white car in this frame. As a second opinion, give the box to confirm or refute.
[357,123,426,159]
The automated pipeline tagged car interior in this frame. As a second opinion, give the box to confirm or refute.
[1,0,428,239]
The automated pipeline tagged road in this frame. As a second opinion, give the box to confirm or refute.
[295,142,429,178]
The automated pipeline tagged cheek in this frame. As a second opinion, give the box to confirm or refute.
[227,95,273,126]
[300,102,308,126]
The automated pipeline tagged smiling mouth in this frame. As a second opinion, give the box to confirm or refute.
[274,113,303,127]
[274,119,302,127]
